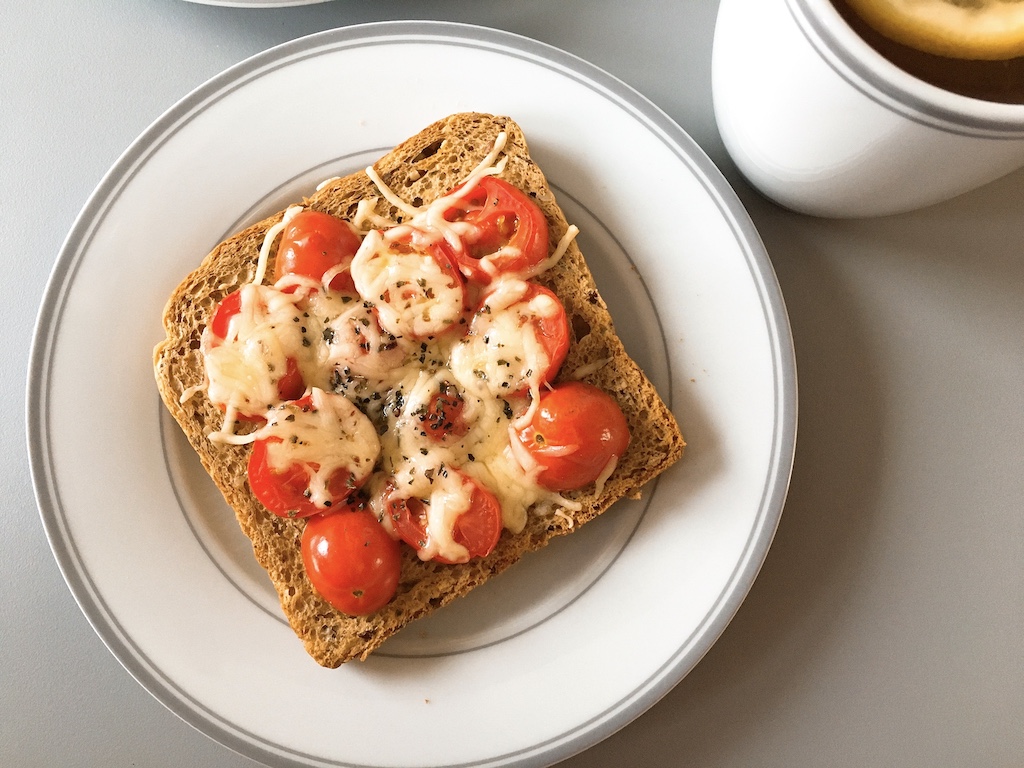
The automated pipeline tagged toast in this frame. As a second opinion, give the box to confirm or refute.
[153,113,684,667]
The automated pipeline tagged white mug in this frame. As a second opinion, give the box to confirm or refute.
[712,0,1024,218]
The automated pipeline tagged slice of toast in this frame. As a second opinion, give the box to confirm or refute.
[153,112,684,667]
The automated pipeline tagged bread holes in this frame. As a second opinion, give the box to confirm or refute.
[188,334,202,351]
[411,138,444,163]
[571,314,592,343]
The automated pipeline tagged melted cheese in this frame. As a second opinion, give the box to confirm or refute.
[449,278,558,399]
[422,470,473,562]
[203,282,319,440]
[256,388,381,508]
[379,369,458,498]
[350,229,465,340]
[304,290,406,385]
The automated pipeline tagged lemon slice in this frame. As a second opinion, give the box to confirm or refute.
[845,0,1024,60]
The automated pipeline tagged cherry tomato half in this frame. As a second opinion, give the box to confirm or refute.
[384,473,502,564]
[301,507,401,616]
[207,289,305,417]
[514,381,630,492]
[455,282,569,396]
[443,177,550,283]
[418,381,470,442]
[355,228,467,340]
[274,209,362,293]
[246,393,378,518]
[248,436,359,518]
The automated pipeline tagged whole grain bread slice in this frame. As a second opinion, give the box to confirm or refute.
[153,112,684,667]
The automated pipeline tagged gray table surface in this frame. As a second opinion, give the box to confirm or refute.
[4,1,1022,766]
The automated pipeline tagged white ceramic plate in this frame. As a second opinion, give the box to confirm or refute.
[28,21,796,768]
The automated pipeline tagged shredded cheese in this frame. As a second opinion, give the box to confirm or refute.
[252,205,303,286]
[449,278,556,399]
[201,131,610,559]
[592,455,619,498]
[255,388,381,508]
[178,381,207,404]
[522,224,579,280]
[570,356,612,380]
[365,165,421,219]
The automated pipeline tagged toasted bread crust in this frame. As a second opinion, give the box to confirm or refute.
[154,113,684,667]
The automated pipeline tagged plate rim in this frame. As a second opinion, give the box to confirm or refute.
[183,0,334,6]
[26,19,797,768]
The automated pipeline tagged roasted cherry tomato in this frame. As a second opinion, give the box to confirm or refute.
[274,209,362,293]
[443,177,549,283]
[301,506,401,616]
[248,436,358,518]
[207,288,305,416]
[353,228,467,340]
[514,381,630,492]
[454,282,569,396]
[418,381,470,442]
[247,393,378,518]
[384,473,502,564]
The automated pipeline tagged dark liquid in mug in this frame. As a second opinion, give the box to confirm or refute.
[831,0,1024,104]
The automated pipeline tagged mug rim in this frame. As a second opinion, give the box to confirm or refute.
[789,0,1024,136]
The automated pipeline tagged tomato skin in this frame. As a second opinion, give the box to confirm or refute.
[274,357,306,403]
[209,289,243,341]
[207,289,306,416]
[384,474,503,564]
[443,178,549,283]
[301,507,401,616]
[419,381,470,442]
[514,382,630,492]
[274,209,362,293]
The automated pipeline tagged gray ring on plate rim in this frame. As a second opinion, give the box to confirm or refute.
[786,0,1024,138]
[26,20,797,768]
